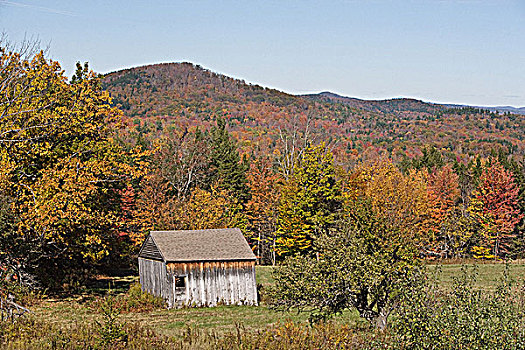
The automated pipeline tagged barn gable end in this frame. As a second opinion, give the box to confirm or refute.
[138,235,164,261]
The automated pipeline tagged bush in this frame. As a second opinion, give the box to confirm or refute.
[90,282,165,313]
[118,282,166,312]
[215,322,371,350]
[390,265,525,349]
[95,294,128,347]
[0,265,45,309]
[0,316,183,349]
[1,289,169,349]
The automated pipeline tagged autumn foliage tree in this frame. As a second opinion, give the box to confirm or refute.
[357,160,430,250]
[425,165,464,258]
[0,46,146,288]
[276,143,344,256]
[271,185,423,330]
[171,186,246,231]
[245,156,280,264]
[121,174,175,248]
[493,151,525,258]
[470,160,523,259]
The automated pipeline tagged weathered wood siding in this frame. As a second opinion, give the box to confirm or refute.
[138,257,169,301]
[166,260,257,308]
[139,258,257,308]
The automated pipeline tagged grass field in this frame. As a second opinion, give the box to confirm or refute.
[259,263,525,291]
[29,262,525,339]
[427,262,525,291]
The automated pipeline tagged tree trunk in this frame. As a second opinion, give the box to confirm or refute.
[374,312,389,331]
[359,308,390,331]
[272,236,276,266]
[257,229,261,265]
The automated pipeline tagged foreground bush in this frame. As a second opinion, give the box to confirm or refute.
[0,317,183,349]
[390,265,525,349]
[217,322,372,350]
[89,282,165,313]
[1,291,200,349]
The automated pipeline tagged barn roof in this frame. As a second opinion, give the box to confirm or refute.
[139,228,256,262]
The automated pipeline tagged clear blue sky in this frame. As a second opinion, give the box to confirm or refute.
[1,0,524,107]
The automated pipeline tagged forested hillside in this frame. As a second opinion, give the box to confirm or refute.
[102,62,525,165]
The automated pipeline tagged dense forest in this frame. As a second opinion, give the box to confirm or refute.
[101,62,525,264]
[103,62,525,165]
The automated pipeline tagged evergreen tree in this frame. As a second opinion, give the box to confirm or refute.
[70,61,90,84]
[207,118,250,203]
[414,145,444,171]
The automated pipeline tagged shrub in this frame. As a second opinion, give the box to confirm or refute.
[118,282,166,312]
[0,316,184,349]
[90,282,165,313]
[0,265,45,313]
[390,265,525,349]
[214,322,372,350]
[95,294,128,348]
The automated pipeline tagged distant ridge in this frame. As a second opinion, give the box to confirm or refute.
[304,91,525,115]
[442,103,525,115]
[302,91,443,114]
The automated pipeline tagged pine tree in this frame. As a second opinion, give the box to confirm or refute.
[207,118,250,203]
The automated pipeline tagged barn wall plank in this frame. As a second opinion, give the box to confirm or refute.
[138,258,171,306]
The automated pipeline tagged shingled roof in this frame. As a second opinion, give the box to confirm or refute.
[139,228,256,262]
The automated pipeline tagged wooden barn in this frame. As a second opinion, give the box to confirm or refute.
[138,228,258,308]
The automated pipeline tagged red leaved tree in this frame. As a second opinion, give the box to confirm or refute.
[473,160,523,258]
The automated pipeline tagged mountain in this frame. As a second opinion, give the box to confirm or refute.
[102,62,301,119]
[102,62,525,163]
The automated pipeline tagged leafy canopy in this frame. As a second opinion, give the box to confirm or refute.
[276,143,344,256]
[271,199,421,330]
[0,46,146,288]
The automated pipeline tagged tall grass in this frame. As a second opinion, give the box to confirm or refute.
[3,264,524,349]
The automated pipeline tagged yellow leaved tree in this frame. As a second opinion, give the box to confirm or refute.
[359,160,430,251]
[0,43,147,289]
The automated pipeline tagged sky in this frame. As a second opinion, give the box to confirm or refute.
[1,0,524,107]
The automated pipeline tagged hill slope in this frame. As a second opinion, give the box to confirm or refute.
[302,91,444,115]
[102,63,525,162]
